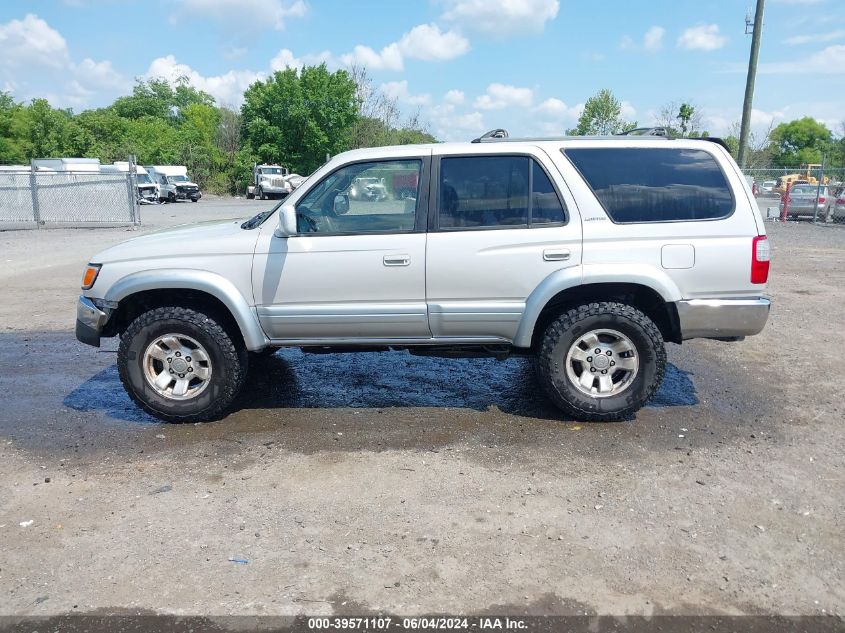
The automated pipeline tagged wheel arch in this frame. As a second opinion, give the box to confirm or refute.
[103,270,268,351]
[514,266,683,349]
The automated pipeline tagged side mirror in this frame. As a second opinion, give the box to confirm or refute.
[274,205,297,238]
[333,193,349,215]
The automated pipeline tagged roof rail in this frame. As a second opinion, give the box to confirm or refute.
[616,126,670,137]
[471,129,510,143]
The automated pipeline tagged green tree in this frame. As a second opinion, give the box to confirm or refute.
[770,117,832,166]
[112,78,213,122]
[241,64,358,174]
[0,92,27,164]
[23,99,89,158]
[569,89,635,136]
[178,103,222,188]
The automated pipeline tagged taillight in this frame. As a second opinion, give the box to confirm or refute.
[837,198,845,205]
[751,236,770,284]
[818,197,826,204]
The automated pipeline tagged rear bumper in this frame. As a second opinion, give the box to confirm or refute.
[75,296,108,347]
[676,297,771,340]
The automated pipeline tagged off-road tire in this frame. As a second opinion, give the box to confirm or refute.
[536,301,666,422]
[118,307,248,423]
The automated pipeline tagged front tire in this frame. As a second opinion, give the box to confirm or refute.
[536,302,666,422]
[118,307,248,423]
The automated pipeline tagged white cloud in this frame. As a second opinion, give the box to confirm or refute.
[620,25,665,52]
[340,43,404,71]
[757,44,845,73]
[146,55,262,106]
[441,0,559,36]
[175,0,307,30]
[0,14,70,69]
[427,101,485,141]
[643,26,665,52]
[677,24,728,51]
[535,97,574,117]
[474,83,534,110]
[397,23,470,61]
[0,13,127,107]
[784,29,845,46]
[443,89,465,105]
[76,58,125,89]
[380,80,431,106]
[621,101,637,121]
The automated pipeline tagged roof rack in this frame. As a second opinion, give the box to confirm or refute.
[469,128,729,151]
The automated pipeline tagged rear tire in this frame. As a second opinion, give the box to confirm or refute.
[536,301,666,422]
[118,307,248,423]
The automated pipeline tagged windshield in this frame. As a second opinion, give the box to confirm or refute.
[169,175,189,183]
[260,167,284,175]
[137,174,152,184]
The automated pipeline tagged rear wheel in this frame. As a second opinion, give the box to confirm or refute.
[118,307,248,423]
[536,302,666,421]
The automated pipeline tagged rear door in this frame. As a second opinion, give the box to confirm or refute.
[425,147,582,341]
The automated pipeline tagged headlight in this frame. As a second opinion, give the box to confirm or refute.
[81,263,102,290]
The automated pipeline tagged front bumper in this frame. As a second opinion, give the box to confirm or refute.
[676,297,771,340]
[75,296,109,347]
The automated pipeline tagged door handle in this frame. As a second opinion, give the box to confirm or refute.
[383,254,410,266]
[543,248,571,262]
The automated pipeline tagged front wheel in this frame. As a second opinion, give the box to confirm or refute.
[118,307,248,422]
[536,302,666,422]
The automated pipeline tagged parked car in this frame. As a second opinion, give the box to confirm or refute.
[779,184,833,219]
[146,166,201,203]
[761,180,776,194]
[76,133,770,423]
[831,193,845,222]
[348,176,387,201]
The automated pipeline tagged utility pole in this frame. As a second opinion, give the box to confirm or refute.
[738,0,765,168]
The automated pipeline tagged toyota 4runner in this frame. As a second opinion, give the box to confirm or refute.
[76,134,771,423]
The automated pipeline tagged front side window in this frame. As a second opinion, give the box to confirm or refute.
[565,147,734,223]
[295,160,421,234]
[438,156,566,229]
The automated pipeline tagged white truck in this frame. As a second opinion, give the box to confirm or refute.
[246,164,291,200]
[145,166,201,203]
[101,162,158,203]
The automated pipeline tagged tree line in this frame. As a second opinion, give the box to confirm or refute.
[1,69,842,195]
[0,64,434,194]
[572,88,845,170]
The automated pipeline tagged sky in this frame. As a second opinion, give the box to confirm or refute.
[1,0,843,141]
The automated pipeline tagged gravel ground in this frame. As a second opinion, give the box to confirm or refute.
[0,199,843,618]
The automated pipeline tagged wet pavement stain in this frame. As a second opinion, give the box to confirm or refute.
[0,331,775,459]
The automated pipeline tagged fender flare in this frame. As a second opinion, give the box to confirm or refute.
[512,264,682,348]
[105,269,269,351]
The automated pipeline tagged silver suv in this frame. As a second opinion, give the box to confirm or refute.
[76,134,771,423]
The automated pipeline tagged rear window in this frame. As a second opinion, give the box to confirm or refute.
[564,147,734,223]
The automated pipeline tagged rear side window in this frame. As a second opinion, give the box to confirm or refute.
[439,156,566,229]
[565,148,734,223]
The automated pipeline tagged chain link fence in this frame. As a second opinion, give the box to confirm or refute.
[743,166,845,226]
[0,167,139,230]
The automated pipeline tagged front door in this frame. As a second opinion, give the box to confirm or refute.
[252,155,432,342]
